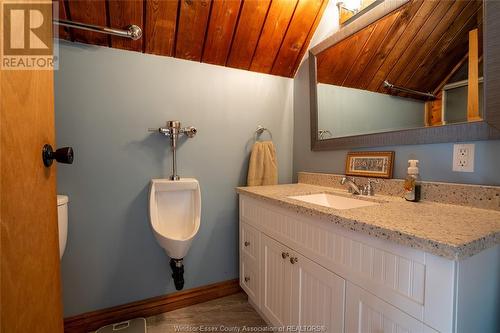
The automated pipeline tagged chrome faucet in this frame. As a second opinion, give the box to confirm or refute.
[340,176,362,195]
[363,179,379,196]
[340,176,378,196]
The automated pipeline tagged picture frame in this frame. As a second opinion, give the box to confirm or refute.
[345,151,395,179]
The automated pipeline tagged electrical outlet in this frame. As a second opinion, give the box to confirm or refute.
[453,144,475,172]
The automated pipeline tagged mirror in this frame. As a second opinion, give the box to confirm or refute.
[310,0,500,149]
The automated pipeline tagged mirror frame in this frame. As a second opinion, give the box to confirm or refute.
[309,0,500,151]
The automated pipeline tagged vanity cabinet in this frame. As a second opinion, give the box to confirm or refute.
[239,195,499,333]
[260,233,292,326]
[292,244,345,331]
[258,234,345,331]
[345,282,431,333]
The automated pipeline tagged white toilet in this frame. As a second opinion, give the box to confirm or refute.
[148,178,201,259]
[57,195,69,259]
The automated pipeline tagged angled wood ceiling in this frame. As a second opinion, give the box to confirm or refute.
[56,0,328,77]
[317,0,483,99]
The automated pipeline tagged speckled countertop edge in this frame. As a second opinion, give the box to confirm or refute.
[236,184,500,261]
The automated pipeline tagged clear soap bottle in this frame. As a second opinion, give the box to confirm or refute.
[404,160,421,202]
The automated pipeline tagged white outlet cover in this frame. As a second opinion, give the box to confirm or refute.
[453,144,475,172]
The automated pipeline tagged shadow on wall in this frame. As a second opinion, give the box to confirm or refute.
[128,133,169,167]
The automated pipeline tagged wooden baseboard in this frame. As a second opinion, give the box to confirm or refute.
[64,279,241,333]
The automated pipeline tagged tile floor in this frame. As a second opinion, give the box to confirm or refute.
[146,292,267,333]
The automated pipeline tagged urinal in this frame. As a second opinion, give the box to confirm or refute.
[149,178,201,289]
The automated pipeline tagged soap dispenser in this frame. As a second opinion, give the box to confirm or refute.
[404,160,421,202]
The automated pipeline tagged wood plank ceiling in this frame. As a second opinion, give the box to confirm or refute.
[317,0,483,99]
[56,0,328,78]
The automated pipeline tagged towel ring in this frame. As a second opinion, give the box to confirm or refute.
[255,125,272,141]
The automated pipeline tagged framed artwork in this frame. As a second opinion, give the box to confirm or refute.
[345,151,395,178]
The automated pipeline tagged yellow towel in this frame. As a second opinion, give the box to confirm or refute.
[247,141,278,186]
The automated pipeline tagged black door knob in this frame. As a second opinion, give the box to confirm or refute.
[42,144,74,167]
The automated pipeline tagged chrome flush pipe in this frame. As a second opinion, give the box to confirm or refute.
[169,121,181,181]
[148,121,197,181]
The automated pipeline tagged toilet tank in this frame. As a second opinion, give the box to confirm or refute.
[57,195,69,258]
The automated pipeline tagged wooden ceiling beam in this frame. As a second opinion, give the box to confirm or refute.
[66,0,108,46]
[175,0,212,61]
[354,0,425,89]
[202,0,242,66]
[321,25,375,85]
[56,0,329,78]
[342,9,400,87]
[383,0,459,90]
[314,0,484,103]
[271,0,324,77]
[55,0,71,41]
[108,0,143,52]
[401,0,481,91]
[250,0,299,74]
[290,0,329,77]
[467,28,480,121]
[410,4,483,91]
[226,0,271,70]
[144,0,179,56]
[366,0,439,92]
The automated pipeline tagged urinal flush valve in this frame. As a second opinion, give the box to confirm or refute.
[148,121,197,181]
[170,258,185,290]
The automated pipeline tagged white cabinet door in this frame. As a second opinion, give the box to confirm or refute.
[241,222,260,263]
[261,234,293,327]
[291,253,345,333]
[346,282,425,333]
[240,222,261,306]
[241,256,260,305]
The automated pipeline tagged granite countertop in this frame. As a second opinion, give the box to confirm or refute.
[236,183,500,260]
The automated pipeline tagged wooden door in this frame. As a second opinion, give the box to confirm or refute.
[345,282,425,333]
[291,252,345,333]
[0,6,64,332]
[260,234,293,327]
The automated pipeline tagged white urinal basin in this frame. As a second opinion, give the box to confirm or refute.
[149,178,201,259]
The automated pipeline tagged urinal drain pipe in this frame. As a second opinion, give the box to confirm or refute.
[170,258,184,290]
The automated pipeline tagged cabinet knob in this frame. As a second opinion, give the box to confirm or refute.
[244,276,250,282]
[290,257,298,264]
[281,252,289,259]
[244,241,250,247]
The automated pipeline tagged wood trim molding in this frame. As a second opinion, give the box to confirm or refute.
[468,29,480,121]
[64,279,241,333]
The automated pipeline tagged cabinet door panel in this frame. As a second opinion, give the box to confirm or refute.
[241,256,260,305]
[261,234,293,326]
[241,222,260,263]
[292,253,345,333]
[346,282,425,333]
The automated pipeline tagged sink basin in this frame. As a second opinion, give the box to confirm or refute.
[288,193,379,210]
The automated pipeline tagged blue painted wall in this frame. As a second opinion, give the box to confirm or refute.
[55,42,293,316]
[317,83,424,138]
[294,58,500,186]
